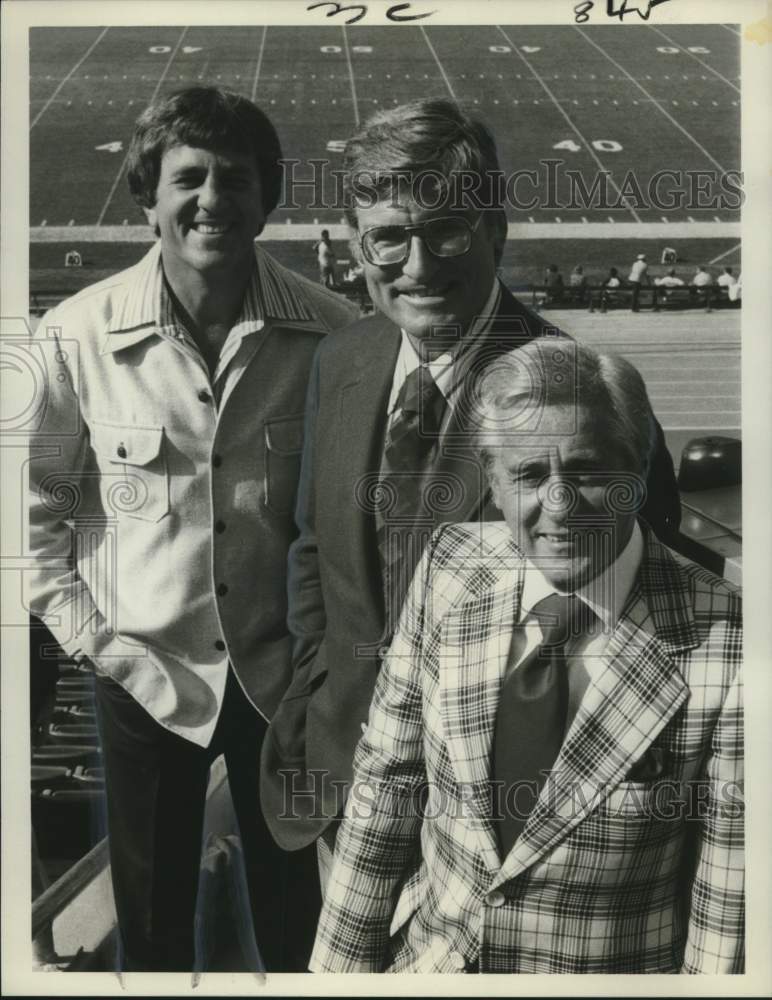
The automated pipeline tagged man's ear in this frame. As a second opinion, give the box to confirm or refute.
[143,205,160,238]
[491,208,507,266]
[349,232,363,264]
[487,471,503,511]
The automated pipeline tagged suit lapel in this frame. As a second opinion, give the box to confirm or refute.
[336,318,400,616]
[494,531,699,884]
[438,539,524,875]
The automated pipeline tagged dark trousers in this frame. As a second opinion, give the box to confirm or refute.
[94,669,321,972]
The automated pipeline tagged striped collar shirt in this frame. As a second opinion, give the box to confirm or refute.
[104,240,319,404]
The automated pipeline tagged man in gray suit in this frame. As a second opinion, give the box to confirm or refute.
[260,99,681,878]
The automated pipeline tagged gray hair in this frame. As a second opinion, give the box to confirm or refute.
[471,337,657,478]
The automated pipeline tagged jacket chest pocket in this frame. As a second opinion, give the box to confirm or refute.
[90,421,169,523]
[263,414,304,515]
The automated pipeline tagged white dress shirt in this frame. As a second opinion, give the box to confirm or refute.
[386,278,501,429]
[507,521,645,729]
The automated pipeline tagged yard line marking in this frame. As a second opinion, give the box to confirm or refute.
[720,24,742,36]
[96,27,190,226]
[29,221,741,242]
[420,27,458,101]
[575,28,728,174]
[250,25,268,101]
[342,26,360,126]
[648,25,740,93]
[497,25,642,223]
[708,242,741,265]
[31,27,109,129]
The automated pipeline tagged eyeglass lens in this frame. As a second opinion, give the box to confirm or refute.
[364,217,472,264]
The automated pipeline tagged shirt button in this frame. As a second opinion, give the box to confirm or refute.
[217,583,228,597]
[486,890,505,907]
[214,640,226,652]
[215,520,226,533]
[212,454,223,468]
[116,444,127,459]
[448,951,467,970]
[198,390,211,403]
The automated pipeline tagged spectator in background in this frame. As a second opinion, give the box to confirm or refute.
[691,265,714,307]
[544,263,564,304]
[313,229,338,288]
[654,268,685,309]
[692,265,713,288]
[600,266,622,309]
[660,246,677,265]
[655,268,685,288]
[568,264,588,304]
[717,266,737,289]
[627,252,649,312]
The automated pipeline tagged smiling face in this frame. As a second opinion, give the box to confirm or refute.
[488,404,639,591]
[145,143,265,291]
[353,192,504,355]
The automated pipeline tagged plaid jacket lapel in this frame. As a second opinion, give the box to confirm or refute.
[438,541,524,875]
[495,529,698,884]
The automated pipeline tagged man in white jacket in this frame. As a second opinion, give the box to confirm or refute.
[26,86,355,971]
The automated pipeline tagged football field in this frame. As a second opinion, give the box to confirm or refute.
[28,22,743,457]
[30,23,741,230]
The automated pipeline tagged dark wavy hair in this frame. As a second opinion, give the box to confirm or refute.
[127,86,283,215]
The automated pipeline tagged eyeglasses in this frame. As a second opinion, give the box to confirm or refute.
[359,215,484,267]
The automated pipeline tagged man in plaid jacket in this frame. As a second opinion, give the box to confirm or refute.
[310,339,743,974]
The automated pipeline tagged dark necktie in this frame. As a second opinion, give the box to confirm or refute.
[377,364,446,623]
[491,593,595,858]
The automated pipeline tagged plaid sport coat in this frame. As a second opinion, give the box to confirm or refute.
[310,521,744,974]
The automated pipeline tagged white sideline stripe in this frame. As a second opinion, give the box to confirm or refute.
[575,28,728,175]
[29,222,741,243]
[647,25,741,94]
[719,24,742,37]
[708,241,742,265]
[421,27,458,101]
[497,26,641,225]
[95,28,189,226]
[250,25,268,102]
[342,26,360,126]
[30,27,109,130]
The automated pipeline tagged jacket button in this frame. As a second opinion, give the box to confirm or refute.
[486,890,505,907]
[215,520,226,533]
[217,583,228,597]
[116,444,127,459]
[214,640,226,652]
[198,390,211,403]
[448,950,466,970]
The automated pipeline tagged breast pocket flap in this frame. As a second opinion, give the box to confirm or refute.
[91,422,164,466]
[264,415,305,456]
